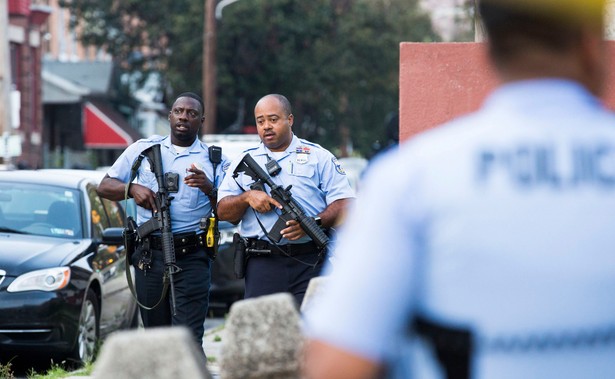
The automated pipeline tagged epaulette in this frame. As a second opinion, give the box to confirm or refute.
[298,139,323,150]
[136,135,166,144]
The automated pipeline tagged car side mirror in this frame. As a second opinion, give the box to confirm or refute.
[102,227,124,245]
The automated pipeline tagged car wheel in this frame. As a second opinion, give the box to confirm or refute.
[71,289,100,364]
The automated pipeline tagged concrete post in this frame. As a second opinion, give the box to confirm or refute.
[220,293,304,379]
[300,276,328,314]
[92,327,212,379]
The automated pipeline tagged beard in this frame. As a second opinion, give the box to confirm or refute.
[173,128,197,145]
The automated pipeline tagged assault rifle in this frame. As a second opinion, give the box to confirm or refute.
[130,144,181,315]
[233,154,329,250]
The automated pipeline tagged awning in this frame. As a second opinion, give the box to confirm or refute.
[83,100,141,149]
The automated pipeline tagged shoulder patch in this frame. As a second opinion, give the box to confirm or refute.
[222,162,231,172]
[332,157,346,175]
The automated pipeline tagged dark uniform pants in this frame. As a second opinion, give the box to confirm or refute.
[133,247,211,348]
[244,251,324,306]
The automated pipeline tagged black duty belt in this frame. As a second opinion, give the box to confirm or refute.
[148,232,205,255]
[246,239,319,257]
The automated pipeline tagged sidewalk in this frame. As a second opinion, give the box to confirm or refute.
[203,322,226,378]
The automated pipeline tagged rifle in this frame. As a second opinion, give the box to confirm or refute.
[131,144,181,315]
[233,154,329,250]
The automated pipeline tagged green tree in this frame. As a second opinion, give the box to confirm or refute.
[215,0,439,155]
[61,0,439,156]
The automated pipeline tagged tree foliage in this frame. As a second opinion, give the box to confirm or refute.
[61,0,440,156]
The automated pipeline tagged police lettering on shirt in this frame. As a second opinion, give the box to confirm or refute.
[477,143,615,188]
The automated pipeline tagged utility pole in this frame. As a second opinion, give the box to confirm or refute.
[203,0,217,135]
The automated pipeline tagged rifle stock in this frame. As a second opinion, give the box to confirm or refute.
[234,154,329,250]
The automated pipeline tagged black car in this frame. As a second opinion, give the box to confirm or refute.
[0,170,137,365]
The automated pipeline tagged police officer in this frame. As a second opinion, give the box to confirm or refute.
[303,1,615,378]
[97,92,228,350]
[217,94,354,306]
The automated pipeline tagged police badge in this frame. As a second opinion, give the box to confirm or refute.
[296,146,311,164]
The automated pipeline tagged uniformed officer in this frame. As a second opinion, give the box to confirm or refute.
[303,1,615,378]
[217,94,355,306]
[97,92,228,350]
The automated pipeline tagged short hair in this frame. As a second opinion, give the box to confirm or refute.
[175,92,204,114]
[479,1,592,65]
[266,94,293,116]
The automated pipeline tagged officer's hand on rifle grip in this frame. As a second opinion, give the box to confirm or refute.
[280,219,306,241]
[130,183,158,212]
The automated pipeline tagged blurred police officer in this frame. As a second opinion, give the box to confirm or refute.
[217,94,354,306]
[303,1,615,378]
[97,92,227,349]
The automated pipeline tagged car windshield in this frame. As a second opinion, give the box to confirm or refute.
[0,182,83,239]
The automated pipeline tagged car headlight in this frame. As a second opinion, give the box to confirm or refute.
[7,267,71,292]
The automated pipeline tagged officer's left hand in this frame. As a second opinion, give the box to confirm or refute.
[281,220,306,241]
[185,163,213,193]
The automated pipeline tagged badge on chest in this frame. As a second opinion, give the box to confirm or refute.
[296,146,311,165]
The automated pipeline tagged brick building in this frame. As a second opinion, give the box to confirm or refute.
[7,0,144,169]
[6,0,50,168]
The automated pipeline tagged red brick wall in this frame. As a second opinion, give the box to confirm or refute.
[399,42,615,142]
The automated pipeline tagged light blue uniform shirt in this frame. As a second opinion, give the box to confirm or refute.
[217,134,355,243]
[107,135,228,234]
[304,80,615,378]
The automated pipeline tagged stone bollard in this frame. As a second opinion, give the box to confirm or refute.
[219,293,304,379]
[92,326,212,379]
[300,276,328,314]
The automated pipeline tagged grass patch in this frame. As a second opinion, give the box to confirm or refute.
[0,359,94,379]
[27,361,94,378]
[0,359,15,379]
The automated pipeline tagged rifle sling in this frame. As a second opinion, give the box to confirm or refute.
[124,243,169,312]
[123,145,169,313]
